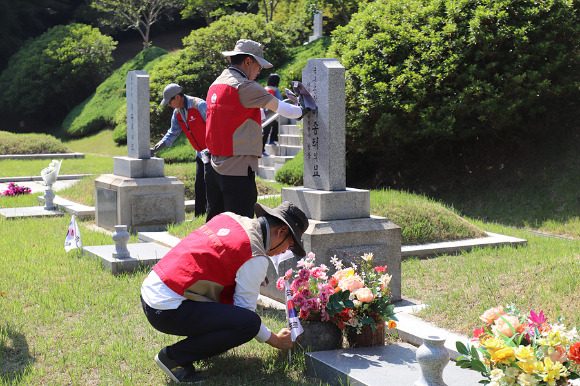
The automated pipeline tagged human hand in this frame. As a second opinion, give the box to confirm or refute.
[266,328,294,350]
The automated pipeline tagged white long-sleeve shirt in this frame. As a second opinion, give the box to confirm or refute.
[141,255,272,343]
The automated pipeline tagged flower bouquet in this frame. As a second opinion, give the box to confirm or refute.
[276,252,334,321]
[1,182,31,196]
[325,253,397,345]
[456,304,580,386]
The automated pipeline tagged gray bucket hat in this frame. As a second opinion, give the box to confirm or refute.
[255,201,309,257]
[222,39,273,69]
[160,83,181,106]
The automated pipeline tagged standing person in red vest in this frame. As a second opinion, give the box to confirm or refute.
[205,39,313,222]
[151,83,209,217]
[140,201,309,383]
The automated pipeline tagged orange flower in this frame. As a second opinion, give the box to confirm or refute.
[480,306,505,324]
[568,342,580,365]
[388,320,397,329]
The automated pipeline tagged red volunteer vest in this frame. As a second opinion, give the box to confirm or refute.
[152,214,254,304]
[177,106,206,151]
[205,83,261,156]
[266,88,276,96]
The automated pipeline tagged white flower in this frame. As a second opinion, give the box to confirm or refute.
[517,372,539,386]
[504,367,519,384]
[330,255,343,270]
[361,253,374,262]
[490,368,504,382]
[351,262,358,270]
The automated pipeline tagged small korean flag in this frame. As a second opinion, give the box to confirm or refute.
[285,280,304,341]
[64,214,82,252]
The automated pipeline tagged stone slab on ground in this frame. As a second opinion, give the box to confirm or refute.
[37,195,95,220]
[401,232,527,259]
[0,206,63,219]
[0,153,85,160]
[1,177,85,195]
[138,231,181,248]
[305,342,483,386]
[82,242,170,274]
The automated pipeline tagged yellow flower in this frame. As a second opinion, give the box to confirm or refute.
[491,347,515,364]
[533,357,569,386]
[515,346,539,373]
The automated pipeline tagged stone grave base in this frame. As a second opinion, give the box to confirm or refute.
[0,206,62,219]
[305,342,484,386]
[261,215,401,303]
[95,174,184,233]
[82,242,170,275]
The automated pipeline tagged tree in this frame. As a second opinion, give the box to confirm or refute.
[181,0,242,26]
[90,0,183,49]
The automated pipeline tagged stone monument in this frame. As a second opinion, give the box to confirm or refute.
[308,11,323,43]
[261,59,402,303]
[94,71,184,233]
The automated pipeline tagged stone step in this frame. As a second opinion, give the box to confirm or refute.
[257,165,276,180]
[278,145,302,157]
[279,124,301,135]
[279,134,301,147]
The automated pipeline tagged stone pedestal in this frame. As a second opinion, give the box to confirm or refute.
[95,173,184,233]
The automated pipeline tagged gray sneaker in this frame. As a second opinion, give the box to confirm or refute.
[154,347,204,383]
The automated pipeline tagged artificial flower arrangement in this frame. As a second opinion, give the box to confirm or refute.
[325,253,397,335]
[277,252,397,336]
[1,182,31,196]
[276,252,334,321]
[456,304,580,386]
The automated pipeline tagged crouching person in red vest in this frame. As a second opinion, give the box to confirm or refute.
[140,201,309,383]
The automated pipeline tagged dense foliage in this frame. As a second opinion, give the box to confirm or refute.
[141,13,292,142]
[62,47,167,139]
[0,131,70,155]
[275,150,304,185]
[328,0,579,172]
[0,24,116,125]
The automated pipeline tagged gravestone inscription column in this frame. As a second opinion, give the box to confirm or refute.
[262,59,402,304]
[94,71,185,233]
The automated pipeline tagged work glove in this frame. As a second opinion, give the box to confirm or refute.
[298,94,316,119]
[150,140,167,157]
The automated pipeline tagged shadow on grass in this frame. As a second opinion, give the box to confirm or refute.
[0,324,35,383]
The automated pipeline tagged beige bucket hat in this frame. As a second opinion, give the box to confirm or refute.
[222,39,273,69]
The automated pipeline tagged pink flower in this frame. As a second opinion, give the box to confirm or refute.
[300,288,312,298]
[321,309,330,321]
[310,267,327,280]
[528,310,547,327]
[319,290,331,303]
[298,268,310,280]
[374,266,387,273]
[302,298,319,311]
[276,277,285,290]
[290,278,306,293]
[492,315,520,338]
[355,287,375,303]
[284,269,293,280]
[479,306,505,324]
[293,293,306,307]
[548,346,568,364]
[308,252,316,259]
[300,308,310,319]
[338,274,364,292]
[332,268,353,282]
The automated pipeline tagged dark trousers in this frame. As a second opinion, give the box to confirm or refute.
[141,296,261,365]
[204,163,257,222]
[262,121,279,151]
[194,156,207,217]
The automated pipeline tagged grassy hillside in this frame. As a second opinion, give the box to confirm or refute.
[61,47,168,139]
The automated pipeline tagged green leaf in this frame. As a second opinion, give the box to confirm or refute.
[456,341,470,356]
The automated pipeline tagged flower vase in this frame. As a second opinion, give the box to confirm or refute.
[346,319,386,348]
[296,314,342,351]
[43,188,55,210]
[415,336,449,386]
[112,225,131,259]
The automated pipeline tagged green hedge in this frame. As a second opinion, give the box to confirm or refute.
[328,0,579,167]
[62,47,167,139]
[0,131,70,155]
[0,24,116,124]
[275,150,303,185]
